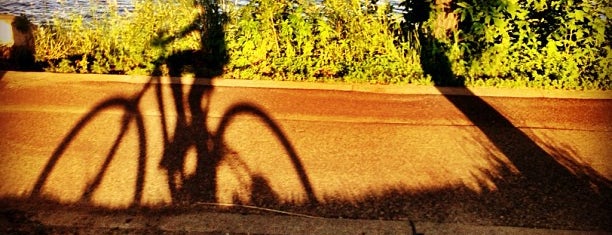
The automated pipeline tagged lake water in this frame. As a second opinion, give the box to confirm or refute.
[0,0,135,24]
[0,0,405,25]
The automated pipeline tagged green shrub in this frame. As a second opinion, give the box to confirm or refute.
[434,0,611,89]
[225,0,425,84]
[35,0,199,75]
[32,0,610,89]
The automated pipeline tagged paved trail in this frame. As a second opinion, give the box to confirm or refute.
[0,72,610,232]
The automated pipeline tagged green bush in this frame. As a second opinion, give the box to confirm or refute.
[33,0,610,89]
[413,0,611,89]
[225,0,426,84]
[35,0,199,75]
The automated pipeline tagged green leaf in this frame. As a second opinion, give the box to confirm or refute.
[575,30,584,40]
[456,2,471,9]
[574,10,585,21]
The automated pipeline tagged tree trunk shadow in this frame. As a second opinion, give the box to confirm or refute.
[400,0,610,229]
[416,21,611,234]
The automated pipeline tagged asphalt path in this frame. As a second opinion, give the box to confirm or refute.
[0,73,611,232]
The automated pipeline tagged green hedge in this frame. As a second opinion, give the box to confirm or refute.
[34,0,610,89]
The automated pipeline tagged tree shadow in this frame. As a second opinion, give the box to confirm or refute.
[400,0,611,229]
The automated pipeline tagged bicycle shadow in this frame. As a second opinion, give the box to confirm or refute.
[15,0,610,230]
[28,0,318,209]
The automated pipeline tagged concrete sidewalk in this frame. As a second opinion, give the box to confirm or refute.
[2,204,608,235]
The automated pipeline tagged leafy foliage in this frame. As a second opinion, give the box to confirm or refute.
[225,0,425,84]
[413,0,611,89]
[35,0,199,75]
[33,0,610,89]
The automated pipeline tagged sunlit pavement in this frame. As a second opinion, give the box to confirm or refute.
[1,71,611,233]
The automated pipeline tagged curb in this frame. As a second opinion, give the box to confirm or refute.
[2,71,611,99]
[25,209,610,235]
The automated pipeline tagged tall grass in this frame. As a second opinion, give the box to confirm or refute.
[35,0,199,75]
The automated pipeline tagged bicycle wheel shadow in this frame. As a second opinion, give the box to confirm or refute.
[27,0,318,210]
[211,103,318,206]
[28,89,149,206]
